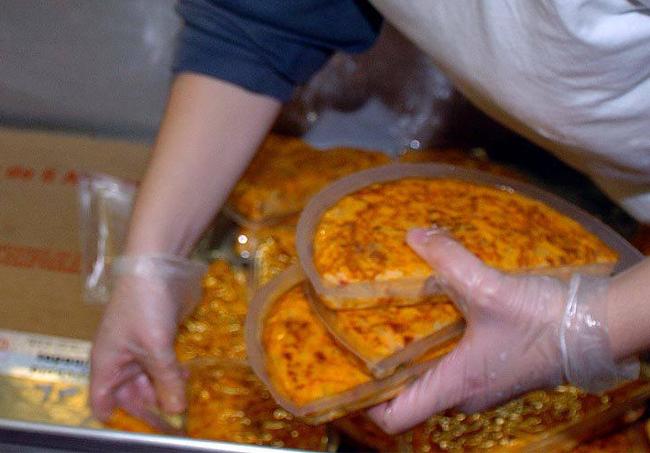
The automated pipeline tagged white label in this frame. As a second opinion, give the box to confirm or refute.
[0,329,91,383]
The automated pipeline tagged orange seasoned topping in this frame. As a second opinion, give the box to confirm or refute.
[104,409,160,434]
[314,178,617,286]
[186,360,329,450]
[329,299,461,362]
[262,284,372,406]
[229,134,390,222]
[175,260,248,361]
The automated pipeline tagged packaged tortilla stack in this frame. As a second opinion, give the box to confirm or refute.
[185,358,333,450]
[245,162,644,428]
[245,264,457,424]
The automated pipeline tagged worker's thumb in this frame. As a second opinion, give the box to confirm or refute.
[406,228,504,317]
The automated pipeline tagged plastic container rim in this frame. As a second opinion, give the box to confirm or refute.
[244,264,446,424]
[296,163,643,306]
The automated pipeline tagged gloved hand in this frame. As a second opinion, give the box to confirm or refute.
[368,228,638,434]
[90,255,206,422]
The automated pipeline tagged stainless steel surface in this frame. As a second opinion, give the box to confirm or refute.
[0,329,309,453]
[0,418,302,453]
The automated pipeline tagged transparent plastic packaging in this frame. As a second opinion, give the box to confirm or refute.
[306,285,464,378]
[78,173,136,304]
[233,214,299,262]
[251,224,299,289]
[184,358,335,451]
[245,265,455,424]
[398,379,650,452]
[111,254,208,321]
[225,134,391,228]
[296,163,638,310]
[106,357,338,450]
[175,260,249,363]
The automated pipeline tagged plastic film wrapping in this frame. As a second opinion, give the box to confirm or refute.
[78,173,136,304]
[245,265,455,424]
[306,285,464,379]
[296,164,635,310]
[185,358,334,451]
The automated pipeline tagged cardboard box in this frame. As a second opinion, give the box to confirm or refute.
[0,127,150,340]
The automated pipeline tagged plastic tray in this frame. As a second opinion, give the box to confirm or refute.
[398,379,650,452]
[296,163,639,310]
[184,358,335,451]
[306,285,464,378]
[245,265,454,425]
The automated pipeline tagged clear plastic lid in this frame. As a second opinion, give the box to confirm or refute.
[296,163,640,310]
[306,285,464,378]
[245,265,454,424]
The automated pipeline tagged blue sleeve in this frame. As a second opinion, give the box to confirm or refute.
[173,0,382,101]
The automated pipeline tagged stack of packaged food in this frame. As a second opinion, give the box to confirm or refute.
[109,134,650,451]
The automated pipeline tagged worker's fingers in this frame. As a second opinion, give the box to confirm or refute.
[140,347,187,415]
[367,342,469,434]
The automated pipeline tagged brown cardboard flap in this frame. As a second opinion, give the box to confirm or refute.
[0,127,150,340]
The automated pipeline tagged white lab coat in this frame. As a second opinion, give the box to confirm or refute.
[371,0,650,222]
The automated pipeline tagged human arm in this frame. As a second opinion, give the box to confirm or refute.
[369,228,648,434]
[90,73,281,421]
[90,0,383,421]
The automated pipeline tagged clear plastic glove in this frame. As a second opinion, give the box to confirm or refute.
[90,255,206,422]
[368,228,638,434]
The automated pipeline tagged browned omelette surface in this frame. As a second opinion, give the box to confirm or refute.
[245,222,462,366]
[314,178,617,288]
[186,360,329,450]
[322,297,462,363]
[228,134,390,222]
[262,283,372,406]
[175,260,248,362]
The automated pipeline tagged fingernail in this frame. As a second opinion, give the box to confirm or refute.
[423,276,444,294]
[165,394,183,413]
[408,226,445,245]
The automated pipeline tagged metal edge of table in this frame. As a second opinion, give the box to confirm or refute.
[0,417,309,453]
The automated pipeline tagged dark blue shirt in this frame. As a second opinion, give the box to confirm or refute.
[173,0,382,101]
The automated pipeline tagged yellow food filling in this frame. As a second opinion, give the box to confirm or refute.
[187,361,329,450]
[175,260,249,361]
[314,178,617,286]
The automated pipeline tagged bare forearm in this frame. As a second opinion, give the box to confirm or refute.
[125,73,281,256]
[607,256,650,359]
